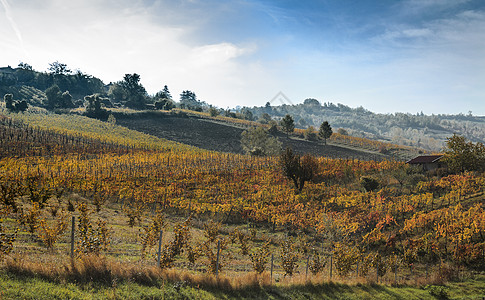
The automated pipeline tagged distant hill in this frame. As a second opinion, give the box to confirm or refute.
[245,100,485,151]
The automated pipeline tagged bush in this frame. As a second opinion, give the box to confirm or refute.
[241,127,282,156]
[304,126,318,141]
[360,176,379,192]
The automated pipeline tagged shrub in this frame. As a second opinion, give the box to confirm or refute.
[360,176,380,192]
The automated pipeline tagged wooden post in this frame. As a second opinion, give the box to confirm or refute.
[306,255,310,279]
[329,255,333,279]
[216,240,221,276]
[376,261,379,283]
[270,254,274,282]
[70,216,75,258]
[157,230,163,267]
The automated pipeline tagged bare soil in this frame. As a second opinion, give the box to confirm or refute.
[115,112,388,160]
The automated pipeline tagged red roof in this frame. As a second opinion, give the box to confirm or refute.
[406,155,443,164]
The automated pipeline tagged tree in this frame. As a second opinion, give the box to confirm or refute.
[280,148,318,192]
[241,127,282,156]
[180,90,200,110]
[108,84,126,103]
[3,94,28,113]
[18,62,33,70]
[84,94,109,120]
[119,73,147,109]
[209,107,219,117]
[443,134,485,173]
[45,85,62,109]
[280,114,295,137]
[155,85,172,100]
[319,121,333,145]
[303,98,320,106]
[48,61,71,75]
[258,113,272,124]
[4,94,14,111]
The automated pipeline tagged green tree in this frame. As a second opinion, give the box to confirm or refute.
[119,73,147,109]
[155,85,172,100]
[280,114,295,137]
[44,85,62,109]
[108,83,126,103]
[209,107,219,117]
[4,94,14,111]
[18,62,33,70]
[443,134,485,173]
[319,121,333,145]
[84,94,109,120]
[3,94,27,113]
[48,61,71,75]
[180,90,201,110]
[241,127,282,156]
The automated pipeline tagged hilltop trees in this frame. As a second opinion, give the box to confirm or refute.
[180,90,204,111]
[154,85,175,110]
[120,73,147,109]
[319,121,332,145]
[107,73,147,109]
[48,61,71,75]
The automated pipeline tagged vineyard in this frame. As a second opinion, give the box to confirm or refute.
[1,111,484,297]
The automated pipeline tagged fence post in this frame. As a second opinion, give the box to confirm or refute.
[329,255,333,279]
[306,255,310,279]
[157,230,163,267]
[376,261,379,283]
[394,262,398,284]
[70,216,75,258]
[216,240,221,276]
[270,254,274,283]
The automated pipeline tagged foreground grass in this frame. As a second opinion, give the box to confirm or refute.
[1,270,484,300]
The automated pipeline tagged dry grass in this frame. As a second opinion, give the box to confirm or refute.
[2,252,458,293]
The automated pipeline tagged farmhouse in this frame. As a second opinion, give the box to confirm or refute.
[406,155,444,171]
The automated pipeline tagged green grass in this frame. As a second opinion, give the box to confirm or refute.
[1,270,484,300]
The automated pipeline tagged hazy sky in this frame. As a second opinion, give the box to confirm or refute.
[1,0,484,115]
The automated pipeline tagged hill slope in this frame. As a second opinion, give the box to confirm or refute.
[114,111,400,160]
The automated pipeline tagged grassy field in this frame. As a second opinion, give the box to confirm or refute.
[1,269,484,299]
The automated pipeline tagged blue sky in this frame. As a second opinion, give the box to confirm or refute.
[1,0,484,115]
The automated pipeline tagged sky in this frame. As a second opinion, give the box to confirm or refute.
[1,0,484,115]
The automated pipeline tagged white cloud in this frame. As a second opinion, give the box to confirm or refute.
[0,0,266,107]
